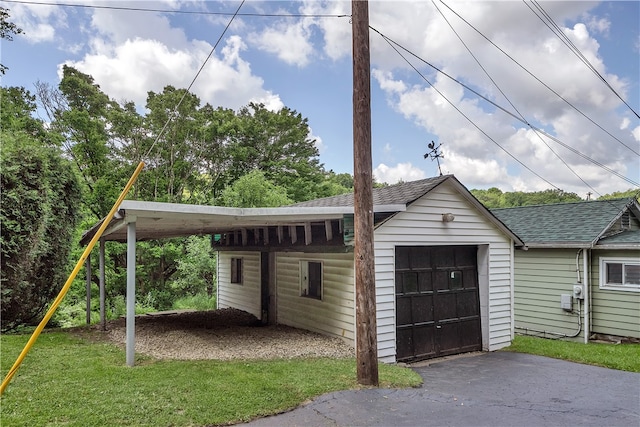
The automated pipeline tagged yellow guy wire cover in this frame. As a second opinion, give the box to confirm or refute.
[0,161,145,396]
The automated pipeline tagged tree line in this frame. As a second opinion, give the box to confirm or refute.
[2,68,636,331]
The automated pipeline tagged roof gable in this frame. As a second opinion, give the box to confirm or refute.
[294,175,523,246]
[491,198,639,247]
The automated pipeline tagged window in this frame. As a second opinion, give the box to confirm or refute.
[300,260,322,300]
[231,257,243,284]
[600,257,640,291]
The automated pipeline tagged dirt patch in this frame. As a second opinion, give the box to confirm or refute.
[81,308,354,361]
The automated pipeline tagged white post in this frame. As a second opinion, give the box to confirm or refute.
[126,221,136,367]
[99,238,106,331]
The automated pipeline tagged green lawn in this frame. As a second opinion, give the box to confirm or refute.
[504,335,640,372]
[1,332,422,427]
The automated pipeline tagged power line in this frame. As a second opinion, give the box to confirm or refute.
[432,0,611,200]
[525,0,639,119]
[371,25,561,191]
[437,0,640,157]
[370,26,639,188]
[0,0,349,18]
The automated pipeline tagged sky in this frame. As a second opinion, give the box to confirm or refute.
[1,0,639,197]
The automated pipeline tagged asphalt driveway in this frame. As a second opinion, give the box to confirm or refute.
[242,351,640,427]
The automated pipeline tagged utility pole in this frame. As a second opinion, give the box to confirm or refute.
[352,0,379,386]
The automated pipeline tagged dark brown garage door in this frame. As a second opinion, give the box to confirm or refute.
[395,246,481,362]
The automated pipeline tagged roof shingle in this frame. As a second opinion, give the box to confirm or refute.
[491,198,635,245]
[292,175,451,208]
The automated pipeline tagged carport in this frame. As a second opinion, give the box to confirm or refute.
[80,200,405,366]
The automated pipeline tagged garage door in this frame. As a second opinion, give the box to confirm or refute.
[395,246,481,362]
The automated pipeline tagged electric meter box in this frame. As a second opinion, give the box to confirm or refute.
[573,283,585,300]
[561,294,573,311]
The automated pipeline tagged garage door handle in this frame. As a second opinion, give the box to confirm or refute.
[436,325,442,329]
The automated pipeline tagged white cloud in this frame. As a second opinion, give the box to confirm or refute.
[374,162,426,184]
[300,1,351,61]
[586,16,610,36]
[309,127,326,153]
[620,117,630,130]
[372,69,406,94]
[248,20,314,67]
[66,28,282,110]
[10,2,65,43]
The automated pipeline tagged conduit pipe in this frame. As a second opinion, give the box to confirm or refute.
[0,161,145,396]
[515,301,582,339]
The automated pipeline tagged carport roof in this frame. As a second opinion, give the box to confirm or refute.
[80,200,407,245]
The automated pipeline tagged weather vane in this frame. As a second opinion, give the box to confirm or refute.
[424,140,444,176]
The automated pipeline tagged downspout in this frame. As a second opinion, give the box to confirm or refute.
[510,240,515,341]
[583,248,590,343]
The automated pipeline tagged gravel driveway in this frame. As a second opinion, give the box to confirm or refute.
[99,308,354,361]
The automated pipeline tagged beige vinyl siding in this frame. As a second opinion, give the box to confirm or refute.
[590,249,640,339]
[275,252,356,349]
[512,249,585,341]
[374,181,514,363]
[217,251,261,319]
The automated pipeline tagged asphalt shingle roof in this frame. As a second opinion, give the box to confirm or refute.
[293,175,451,208]
[491,198,635,245]
[597,229,640,245]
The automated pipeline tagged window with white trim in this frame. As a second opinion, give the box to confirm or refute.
[300,260,322,300]
[231,257,243,284]
[599,257,640,291]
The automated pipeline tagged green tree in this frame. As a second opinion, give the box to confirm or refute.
[0,87,49,140]
[597,189,639,200]
[229,103,325,202]
[171,236,217,297]
[37,66,125,219]
[471,187,505,208]
[472,188,582,208]
[1,131,82,331]
[221,170,293,208]
[143,86,207,203]
[0,7,23,75]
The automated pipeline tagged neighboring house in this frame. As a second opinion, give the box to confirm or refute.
[216,175,523,363]
[82,175,523,364]
[492,198,640,343]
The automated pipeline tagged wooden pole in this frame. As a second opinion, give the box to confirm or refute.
[352,0,379,386]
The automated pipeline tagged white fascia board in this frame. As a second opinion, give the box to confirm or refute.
[119,200,406,219]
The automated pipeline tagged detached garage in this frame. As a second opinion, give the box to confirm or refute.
[216,175,523,363]
[83,175,522,364]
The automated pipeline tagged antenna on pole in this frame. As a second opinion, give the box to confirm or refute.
[424,140,444,176]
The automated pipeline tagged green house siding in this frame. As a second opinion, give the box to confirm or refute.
[513,249,585,341]
[590,249,640,339]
